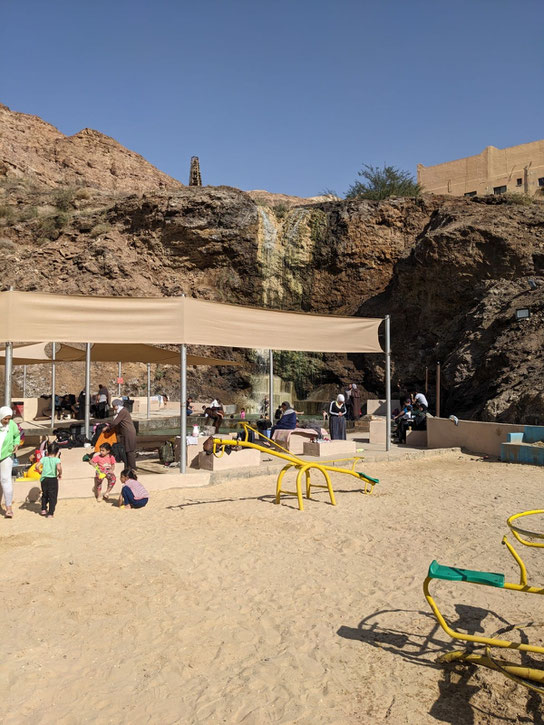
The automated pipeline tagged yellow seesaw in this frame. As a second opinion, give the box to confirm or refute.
[424,510,544,693]
[211,422,379,511]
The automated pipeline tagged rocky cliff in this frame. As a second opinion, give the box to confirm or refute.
[1,104,543,421]
[0,103,183,193]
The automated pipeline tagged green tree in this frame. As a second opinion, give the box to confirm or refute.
[346,164,421,200]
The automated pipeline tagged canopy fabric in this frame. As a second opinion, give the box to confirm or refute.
[60,343,242,367]
[0,342,83,365]
[0,290,383,353]
[0,342,241,367]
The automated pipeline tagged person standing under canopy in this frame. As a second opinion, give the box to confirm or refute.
[96,383,110,419]
[0,406,20,518]
[350,384,362,421]
[328,394,347,440]
[106,399,138,471]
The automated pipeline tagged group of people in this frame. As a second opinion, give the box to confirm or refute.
[186,397,226,433]
[88,441,148,509]
[40,437,148,517]
[41,384,113,421]
[393,389,429,444]
[0,403,147,519]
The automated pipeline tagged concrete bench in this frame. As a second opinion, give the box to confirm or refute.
[272,428,327,455]
[405,430,428,447]
[197,447,261,471]
[501,426,544,466]
[369,419,386,445]
[303,440,357,457]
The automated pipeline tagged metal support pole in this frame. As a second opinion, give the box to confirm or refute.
[84,343,91,440]
[146,363,151,419]
[436,361,441,418]
[23,365,27,399]
[268,349,274,418]
[4,341,12,407]
[51,342,56,431]
[385,315,391,451]
[118,362,122,396]
[180,344,187,473]
[4,285,13,408]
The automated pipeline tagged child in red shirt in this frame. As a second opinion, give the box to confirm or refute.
[89,442,116,501]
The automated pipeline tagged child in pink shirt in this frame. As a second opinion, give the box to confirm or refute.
[89,442,116,501]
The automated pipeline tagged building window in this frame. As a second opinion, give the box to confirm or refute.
[516,178,523,186]
[539,178,544,187]
[464,191,477,197]
[493,185,507,195]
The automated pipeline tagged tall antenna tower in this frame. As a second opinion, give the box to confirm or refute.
[189,156,202,186]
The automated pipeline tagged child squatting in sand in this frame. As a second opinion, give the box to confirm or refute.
[118,469,149,509]
[89,442,116,501]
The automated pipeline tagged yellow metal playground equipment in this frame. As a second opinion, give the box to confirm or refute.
[424,510,544,693]
[210,422,379,511]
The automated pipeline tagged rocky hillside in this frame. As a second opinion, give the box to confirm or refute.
[0,103,183,193]
[1,104,543,421]
[356,196,544,422]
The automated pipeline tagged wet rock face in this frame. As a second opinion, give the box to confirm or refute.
[357,198,544,420]
[2,103,544,421]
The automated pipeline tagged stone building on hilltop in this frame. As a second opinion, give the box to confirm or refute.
[418,140,544,197]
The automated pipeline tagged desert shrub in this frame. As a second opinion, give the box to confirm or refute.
[18,205,38,221]
[0,204,15,223]
[37,212,70,241]
[346,164,421,200]
[273,203,289,220]
[0,237,15,252]
[53,188,74,211]
[503,193,534,206]
[320,188,339,200]
[90,222,112,238]
[74,187,92,200]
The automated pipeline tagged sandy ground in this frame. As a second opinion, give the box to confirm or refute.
[1,452,544,725]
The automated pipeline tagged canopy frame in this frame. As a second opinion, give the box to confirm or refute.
[1,290,390,466]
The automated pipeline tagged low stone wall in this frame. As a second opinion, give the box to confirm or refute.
[427,417,525,457]
[366,399,400,416]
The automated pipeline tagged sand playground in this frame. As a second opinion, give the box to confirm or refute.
[1,452,544,724]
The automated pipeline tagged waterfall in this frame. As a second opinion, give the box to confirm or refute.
[257,206,282,306]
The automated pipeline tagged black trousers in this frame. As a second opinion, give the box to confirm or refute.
[126,450,137,471]
[41,477,58,515]
[398,420,414,443]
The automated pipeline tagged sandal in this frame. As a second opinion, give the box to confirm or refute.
[5,510,13,519]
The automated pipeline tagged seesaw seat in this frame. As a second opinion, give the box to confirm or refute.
[428,560,505,588]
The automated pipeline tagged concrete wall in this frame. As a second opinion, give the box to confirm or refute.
[418,140,544,197]
[369,419,386,445]
[427,417,525,457]
[367,399,401,416]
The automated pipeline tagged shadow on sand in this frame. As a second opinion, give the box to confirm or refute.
[338,606,543,724]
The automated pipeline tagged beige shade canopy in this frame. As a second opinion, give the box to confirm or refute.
[0,342,82,365]
[0,342,241,367]
[0,291,383,352]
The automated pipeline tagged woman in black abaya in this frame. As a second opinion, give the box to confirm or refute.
[328,394,347,440]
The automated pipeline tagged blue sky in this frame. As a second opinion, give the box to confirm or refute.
[2,0,543,197]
